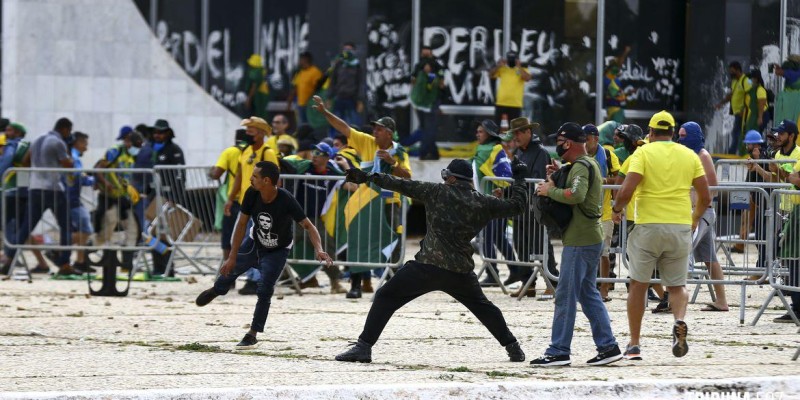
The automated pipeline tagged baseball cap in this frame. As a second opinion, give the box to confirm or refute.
[771,119,798,135]
[117,125,133,140]
[240,116,271,134]
[8,122,26,135]
[151,119,171,131]
[443,159,473,181]
[313,142,334,158]
[548,122,588,143]
[582,124,599,136]
[648,110,676,129]
[370,117,397,133]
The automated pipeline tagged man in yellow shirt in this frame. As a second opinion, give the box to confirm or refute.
[267,114,298,153]
[490,51,531,124]
[224,116,279,295]
[612,111,711,360]
[288,52,323,124]
[313,95,412,281]
[715,61,752,155]
[210,129,248,262]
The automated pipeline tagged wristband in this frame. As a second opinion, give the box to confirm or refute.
[612,207,622,214]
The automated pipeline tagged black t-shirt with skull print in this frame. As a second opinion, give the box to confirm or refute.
[240,187,307,251]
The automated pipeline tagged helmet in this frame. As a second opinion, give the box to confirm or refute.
[743,130,764,144]
[614,124,645,145]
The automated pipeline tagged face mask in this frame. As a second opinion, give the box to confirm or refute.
[556,143,568,158]
[128,146,141,157]
[507,56,517,66]
[609,66,620,76]
[153,142,166,152]
[243,135,255,145]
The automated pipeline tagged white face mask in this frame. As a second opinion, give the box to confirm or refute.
[128,146,141,157]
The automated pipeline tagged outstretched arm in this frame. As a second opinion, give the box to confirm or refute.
[311,95,351,137]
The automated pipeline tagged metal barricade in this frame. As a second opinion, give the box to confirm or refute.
[716,158,797,184]
[1,167,162,296]
[477,176,554,300]
[751,188,800,326]
[150,165,222,276]
[279,174,408,292]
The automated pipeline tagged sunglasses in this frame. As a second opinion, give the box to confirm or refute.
[312,149,328,157]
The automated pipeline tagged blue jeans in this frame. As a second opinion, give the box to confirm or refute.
[7,189,71,265]
[296,104,308,124]
[727,114,744,155]
[333,98,361,127]
[417,108,439,158]
[546,242,617,356]
[213,235,289,332]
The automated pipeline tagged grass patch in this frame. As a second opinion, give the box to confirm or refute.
[66,311,84,317]
[447,366,472,373]
[175,342,223,353]
[273,353,309,360]
[485,370,526,378]
[437,373,455,381]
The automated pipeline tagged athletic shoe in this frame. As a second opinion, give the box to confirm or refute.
[235,333,258,350]
[335,340,372,363]
[624,344,642,360]
[529,354,571,367]
[505,341,525,362]
[772,312,798,323]
[672,320,689,357]
[195,288,218,307]
[586,345,623,366]
[652,299,671,313]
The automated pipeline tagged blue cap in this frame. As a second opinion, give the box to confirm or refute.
[582,124,599,136]
[772,119,798,135]
[743,130,764,144]
[117,125,133,140]
[313,142,334,158]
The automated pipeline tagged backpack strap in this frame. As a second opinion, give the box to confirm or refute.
[573,159,602,219]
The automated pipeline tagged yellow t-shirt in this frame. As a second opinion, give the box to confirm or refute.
[237,144,279,204]
[214,146,242,198]
[626,141,705,225]
[292,66,323,106]
[731,74,752,115]
[618,157,637,221]
[266,134,299,153]
[775,146,800,209]
[493,65,526,108]
[348,128,412,204]
[601,148,621,221]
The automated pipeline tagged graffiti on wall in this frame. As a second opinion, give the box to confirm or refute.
[366,20,411,110]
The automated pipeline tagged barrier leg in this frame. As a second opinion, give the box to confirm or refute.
[690,283,702,304]
[751,288,778,326]
[484,261,508,295]
[279,264,303,296]
[88,250,131,297]
[739,283,747,325]
[776,292,800,325]
[793,329,800,361]
[516,266,540,301]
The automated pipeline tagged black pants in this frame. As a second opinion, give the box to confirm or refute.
[358,261,517,347]
[494,105,522,125]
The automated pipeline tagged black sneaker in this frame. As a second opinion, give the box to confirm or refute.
[647,288,660,301]
[235,333,258,350]
[195,288,218,307]
[502,274,522,286]
[335,339,372,363]
[346,288,362,299]
[586,345,623,366]
[238,281,258,295]
[652,299,671,313]
[479,276,500,287]
[529,354,571,367]
[672,320,689,357]
[505,341,525,362]
[772,312,798,323]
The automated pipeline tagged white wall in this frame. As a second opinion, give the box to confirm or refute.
[1,0,242,165]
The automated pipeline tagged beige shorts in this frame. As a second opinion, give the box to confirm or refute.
[601,219,614,257]
[626,224,692,287]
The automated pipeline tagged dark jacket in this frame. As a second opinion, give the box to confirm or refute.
[153,139,186,203]
[329,60,362,101]
[370,174,527,273]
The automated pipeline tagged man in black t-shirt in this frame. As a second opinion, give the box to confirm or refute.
[195,161,333,349]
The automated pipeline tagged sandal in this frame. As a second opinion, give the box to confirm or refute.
[700,303,729,312]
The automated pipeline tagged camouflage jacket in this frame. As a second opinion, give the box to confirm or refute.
[371,173,527,274]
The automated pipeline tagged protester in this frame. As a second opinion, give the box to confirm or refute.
[328,42,363,126]
[64,132,95,273]
[410,46,445,160]
[288,51,324,124]
[267,114,299,152]
[603,46,632,123]
[743,69,770,133]
[148,119,185,276]
[715,61,751,155]
[210,129,250,263]
[244,54,270,119]
[334,158,528,363]
[490,51,531,123]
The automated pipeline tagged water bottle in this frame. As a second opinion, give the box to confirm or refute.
[143,235,169,254]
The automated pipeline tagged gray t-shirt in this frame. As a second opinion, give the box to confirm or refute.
[29,131,70,191]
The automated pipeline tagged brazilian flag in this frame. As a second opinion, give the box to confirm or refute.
[344,183,398,274]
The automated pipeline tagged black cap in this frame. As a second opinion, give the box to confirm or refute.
[481,119,501,138]
[582,124,599,136]
[445,159,473,180]
[152,119,171,131]
[548,122,587,143]
[371,117,397,133]
[772,119,798,135]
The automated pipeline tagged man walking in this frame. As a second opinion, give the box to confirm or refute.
[715,61,751,155]
[529,123,621,367]
[334,158,529,363]
[612,111,711,359]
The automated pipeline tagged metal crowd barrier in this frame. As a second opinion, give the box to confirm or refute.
[150,165,223,276]
[477,176,554,300]
[279,174,408,292]
[716,158,797,184]
[1,167,163,296]
[751,188,800,326]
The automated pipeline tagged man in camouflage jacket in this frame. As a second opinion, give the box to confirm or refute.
[335,158,529,363]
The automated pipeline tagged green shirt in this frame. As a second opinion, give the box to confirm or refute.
[614,146,631,164]
[547,155,603,246]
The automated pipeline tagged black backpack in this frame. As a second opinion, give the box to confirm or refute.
[532,159,600,239]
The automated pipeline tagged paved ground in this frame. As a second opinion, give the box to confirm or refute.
[0,240,798,398]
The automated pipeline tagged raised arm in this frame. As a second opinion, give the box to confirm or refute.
[311,95,351,137]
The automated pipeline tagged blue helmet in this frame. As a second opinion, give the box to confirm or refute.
[743,130,764,144]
